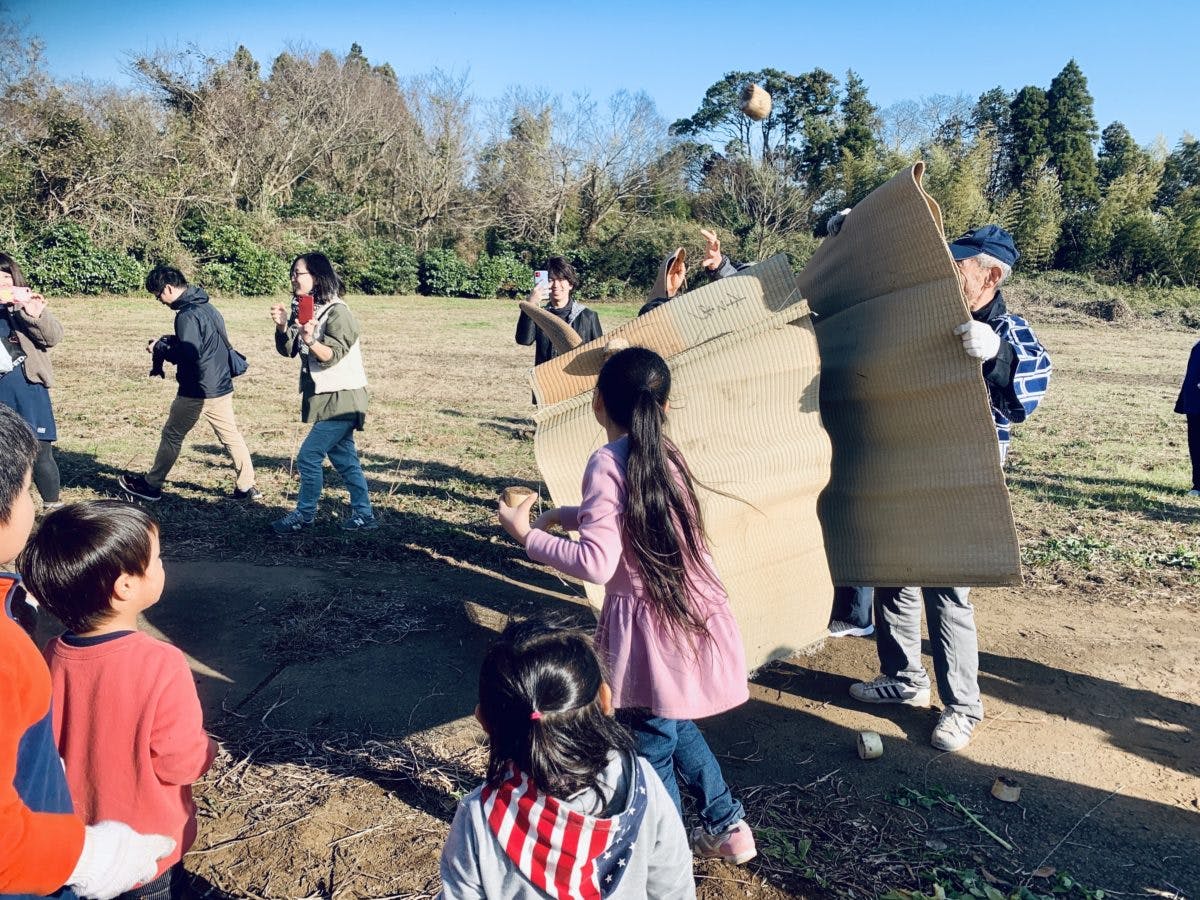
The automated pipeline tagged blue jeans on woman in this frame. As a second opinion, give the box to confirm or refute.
[618,710,744,835]
[295,418,373,519]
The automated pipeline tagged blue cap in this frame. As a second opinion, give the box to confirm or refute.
[949,224,1019,267]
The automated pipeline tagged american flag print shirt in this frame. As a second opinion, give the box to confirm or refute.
[481,760,648,900]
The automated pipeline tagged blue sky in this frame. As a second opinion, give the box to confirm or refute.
[11,0,1198,148]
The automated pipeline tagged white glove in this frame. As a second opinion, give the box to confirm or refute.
[69,821,176,900]
[955,320,1001,360]
[826,208,852,237]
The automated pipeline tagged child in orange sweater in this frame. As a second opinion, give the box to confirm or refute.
[21,501,216,900]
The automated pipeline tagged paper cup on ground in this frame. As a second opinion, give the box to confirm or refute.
[857,731,883,760]
[501,486,536,507]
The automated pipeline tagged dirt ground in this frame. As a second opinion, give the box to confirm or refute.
[132,552,1196,900]
[32,295,1199,898]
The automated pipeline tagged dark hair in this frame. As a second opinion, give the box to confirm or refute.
[145,265,188,295]
[0,253,28,288]
[479,618,631,798]
[0,406,37,525]
[20,501,157,633]
[291,252,344,305]
[544,256,580,290]
[596,347,712,642]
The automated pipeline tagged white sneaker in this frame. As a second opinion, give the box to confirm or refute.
[828,619,875,638]
[931,710,977,751]
[849,675,931,707]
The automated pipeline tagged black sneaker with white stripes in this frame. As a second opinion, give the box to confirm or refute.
[849,675,931,707]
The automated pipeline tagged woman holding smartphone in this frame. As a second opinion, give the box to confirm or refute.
[0,253,63,510]
[269,252,377,533]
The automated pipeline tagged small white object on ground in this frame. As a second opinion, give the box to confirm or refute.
[857,731,883,760]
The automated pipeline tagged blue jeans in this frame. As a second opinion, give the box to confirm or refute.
[832,586,874,628]
[117,864,182,899]
[295,418,373,519]
[618,710,744,835]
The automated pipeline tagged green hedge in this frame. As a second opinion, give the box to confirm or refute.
[178,212,289,296]
[320,233,418,295]
[21,222,145,295]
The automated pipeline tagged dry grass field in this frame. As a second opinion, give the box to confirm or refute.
[29,292,1199,899]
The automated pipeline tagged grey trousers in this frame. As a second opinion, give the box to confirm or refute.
[874,586,983,721]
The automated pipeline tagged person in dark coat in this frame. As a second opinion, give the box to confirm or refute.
[119,266,259,502]
[1176,340,1200,497]
[515,256,602,367]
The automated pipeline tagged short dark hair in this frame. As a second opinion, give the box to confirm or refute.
[20,501,157,633]
[145,265,188,295]
[291,252,344,305]
[544,256,580,290]
[0,406,37,525]
[478,618,631,798]
[0,252,29,288]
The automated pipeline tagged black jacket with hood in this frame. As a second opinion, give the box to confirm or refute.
[515,300,603,365]
[159,285,234,399]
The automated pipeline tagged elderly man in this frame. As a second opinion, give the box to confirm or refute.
[848,224,1051,752]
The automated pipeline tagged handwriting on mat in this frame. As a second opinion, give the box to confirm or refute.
[690,293,746,321]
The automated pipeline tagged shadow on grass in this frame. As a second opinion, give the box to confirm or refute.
[1008,470,1200,522]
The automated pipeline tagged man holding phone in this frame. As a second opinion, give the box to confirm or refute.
[118,266,260,503]
[514,257,602,370]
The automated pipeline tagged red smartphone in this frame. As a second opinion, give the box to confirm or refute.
[297,294,314,325]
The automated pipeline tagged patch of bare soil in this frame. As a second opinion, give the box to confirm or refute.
[143,556,1198,899]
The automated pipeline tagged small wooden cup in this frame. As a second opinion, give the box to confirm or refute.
[501,486,536,507]
[990,776,1021,802]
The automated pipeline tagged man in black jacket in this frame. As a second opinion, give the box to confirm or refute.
[515,257,602,367]
[119,266,259,502]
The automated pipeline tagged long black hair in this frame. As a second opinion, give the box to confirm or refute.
[0,252,28,287]
[596,346,712,642]
[479,618,631,798]
[291,252,343,305]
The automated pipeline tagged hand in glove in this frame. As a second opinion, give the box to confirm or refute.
[954,320,1001,360]
[69,821,176,900]
[826,208,852,237]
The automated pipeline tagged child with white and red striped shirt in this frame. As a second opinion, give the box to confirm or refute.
[438,619,694,899]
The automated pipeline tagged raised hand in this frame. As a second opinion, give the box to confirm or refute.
[700,228,723,270]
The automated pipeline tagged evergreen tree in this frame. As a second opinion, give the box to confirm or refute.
[972,86,1012,202]
[1006,86,1048,194]
[1046,59,1100,208]
[838,70,877,160]
[1098,122,1146,186]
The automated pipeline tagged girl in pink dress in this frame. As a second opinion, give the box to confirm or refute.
[498,347,755,865]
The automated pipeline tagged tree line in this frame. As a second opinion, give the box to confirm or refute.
[1,22,1197,297]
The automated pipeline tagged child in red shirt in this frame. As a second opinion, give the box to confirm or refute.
[21,501,216,900]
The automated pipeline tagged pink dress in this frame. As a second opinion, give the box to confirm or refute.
[525,436,749,721]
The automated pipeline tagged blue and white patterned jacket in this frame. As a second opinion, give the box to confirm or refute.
[977,291,1051,464]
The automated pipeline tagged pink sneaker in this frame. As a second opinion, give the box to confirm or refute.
[691,820,757,865]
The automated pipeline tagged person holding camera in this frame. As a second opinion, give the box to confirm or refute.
[515,256,602,367]
[0,252,64,511]
[119,266,259,504]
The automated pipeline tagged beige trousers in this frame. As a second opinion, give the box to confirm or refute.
[147,394,255,491]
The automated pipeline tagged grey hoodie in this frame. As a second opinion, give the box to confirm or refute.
[438,752,695,899]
